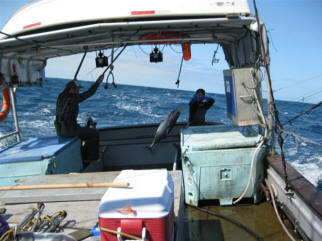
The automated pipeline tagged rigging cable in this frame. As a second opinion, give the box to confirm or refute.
[138,44,150,55]
[189,205,263,241]
[104,47,117,89]
[102,45,127,76]
[169,44,182,54]
[274,74,322,93]
[253,0,290,191]
[175,55,184,88]
[283,100,322,126]
[298,88,322,102]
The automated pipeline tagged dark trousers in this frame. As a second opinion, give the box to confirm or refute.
[77,126,99,161]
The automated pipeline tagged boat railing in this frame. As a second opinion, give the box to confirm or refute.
[0,130,20,142]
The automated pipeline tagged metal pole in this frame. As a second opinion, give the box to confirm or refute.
[265,74,275,154]
[253,0,275,154]
[73,49,87,81]
[9,87,21,142]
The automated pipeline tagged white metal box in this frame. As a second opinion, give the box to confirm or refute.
[223,68,263,126]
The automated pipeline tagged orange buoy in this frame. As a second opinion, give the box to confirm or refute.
[181,43,191,61]
[0,87,10,122]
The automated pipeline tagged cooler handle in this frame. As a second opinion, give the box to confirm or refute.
[116,226,146,241]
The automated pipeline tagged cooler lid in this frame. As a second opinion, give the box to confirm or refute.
[0,136,78,164]
[181,125,262,151]
[99,169,174,219]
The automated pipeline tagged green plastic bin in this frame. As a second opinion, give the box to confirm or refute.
[181,125,266,206]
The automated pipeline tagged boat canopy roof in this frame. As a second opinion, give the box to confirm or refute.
[0,0,269,69]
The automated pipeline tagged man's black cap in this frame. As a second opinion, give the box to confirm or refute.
[196,88,205,95]
[65,81,83,90]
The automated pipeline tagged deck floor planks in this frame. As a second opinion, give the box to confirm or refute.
[1,170,300,240]
[0,170,182,236]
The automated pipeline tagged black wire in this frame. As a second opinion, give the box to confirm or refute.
[190,206,264,241]
[298,89,322,102]
[169,44,182,54]
[138,44,150,55]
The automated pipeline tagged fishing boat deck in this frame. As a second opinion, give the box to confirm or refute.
[176,202,294,241]
[0,170,298,241]
[0,171,182,238]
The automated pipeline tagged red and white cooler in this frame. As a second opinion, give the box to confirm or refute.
[98,169,174,241]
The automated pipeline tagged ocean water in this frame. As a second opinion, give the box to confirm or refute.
[0,78,321,190]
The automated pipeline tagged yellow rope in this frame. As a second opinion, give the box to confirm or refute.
[0,229,14,241]
[42,215,56,231]
[100,226,142,240]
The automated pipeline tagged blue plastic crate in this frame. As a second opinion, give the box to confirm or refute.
[0,136,83,186]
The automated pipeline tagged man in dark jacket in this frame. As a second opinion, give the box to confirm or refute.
[55,74,104,162]
[189,89,215,125]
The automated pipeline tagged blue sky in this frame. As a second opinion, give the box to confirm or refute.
[1,0,321,103]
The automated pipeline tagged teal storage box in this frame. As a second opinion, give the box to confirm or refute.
[181,125,266,206]
[0,136,83,187]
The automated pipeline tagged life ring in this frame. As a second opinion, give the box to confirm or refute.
[0,87,10,122]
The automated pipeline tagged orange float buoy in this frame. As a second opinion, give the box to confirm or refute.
[181,43,191,61]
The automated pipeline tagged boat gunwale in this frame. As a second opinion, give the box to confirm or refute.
[266,155,322,217]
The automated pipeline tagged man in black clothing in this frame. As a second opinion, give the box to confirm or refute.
[55,74,104,162]
[189,89,215,125]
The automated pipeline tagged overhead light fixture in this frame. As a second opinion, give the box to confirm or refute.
[150,47,163,63]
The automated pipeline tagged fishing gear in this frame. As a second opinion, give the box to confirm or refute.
[175,55,184,88]
[102,45,127,76]
[38,211,67,233]
[102,45,127,89]
[104,48,117,89]
[212,44,220,65]
[31,202,45,231]
[15,203,67,234]
[17,203,44,232]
